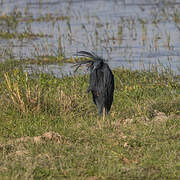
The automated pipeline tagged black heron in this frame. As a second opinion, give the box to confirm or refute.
[74,51,114,114]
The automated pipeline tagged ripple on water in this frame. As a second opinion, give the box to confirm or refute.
[0,0,180,74]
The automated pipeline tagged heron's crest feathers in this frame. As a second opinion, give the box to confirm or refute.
[74,51,104,62]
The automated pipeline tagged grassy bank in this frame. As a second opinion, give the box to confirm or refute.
[0,60,179,179]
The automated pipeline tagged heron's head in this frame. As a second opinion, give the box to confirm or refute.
[74,51,105,73]
[91,61,103,72]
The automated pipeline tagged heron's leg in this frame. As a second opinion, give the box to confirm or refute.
[103,108,105,121]
[105,107,110,114]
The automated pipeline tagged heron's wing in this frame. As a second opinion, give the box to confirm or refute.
[103,64,114,111]
[104,65,114,92]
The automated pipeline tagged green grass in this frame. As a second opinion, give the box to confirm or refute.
[23,55,77,65]
[0,60,179,179]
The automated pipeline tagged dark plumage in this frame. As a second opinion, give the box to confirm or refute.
[74,51,114,114]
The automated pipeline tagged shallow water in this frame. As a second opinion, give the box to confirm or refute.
[23,63,81,78]
[0,0,180,74]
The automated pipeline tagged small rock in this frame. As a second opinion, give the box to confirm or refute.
[33,136,41,143]
[15,150,29,156]
[153,112,168,122]
[123,118,133,124]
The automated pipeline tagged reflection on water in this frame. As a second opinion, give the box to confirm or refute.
[0,0,180,74]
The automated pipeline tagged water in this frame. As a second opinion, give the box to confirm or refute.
[23,63,80,78]
[0,0,180,74]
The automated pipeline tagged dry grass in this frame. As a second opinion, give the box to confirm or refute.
[4,72,41,113]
